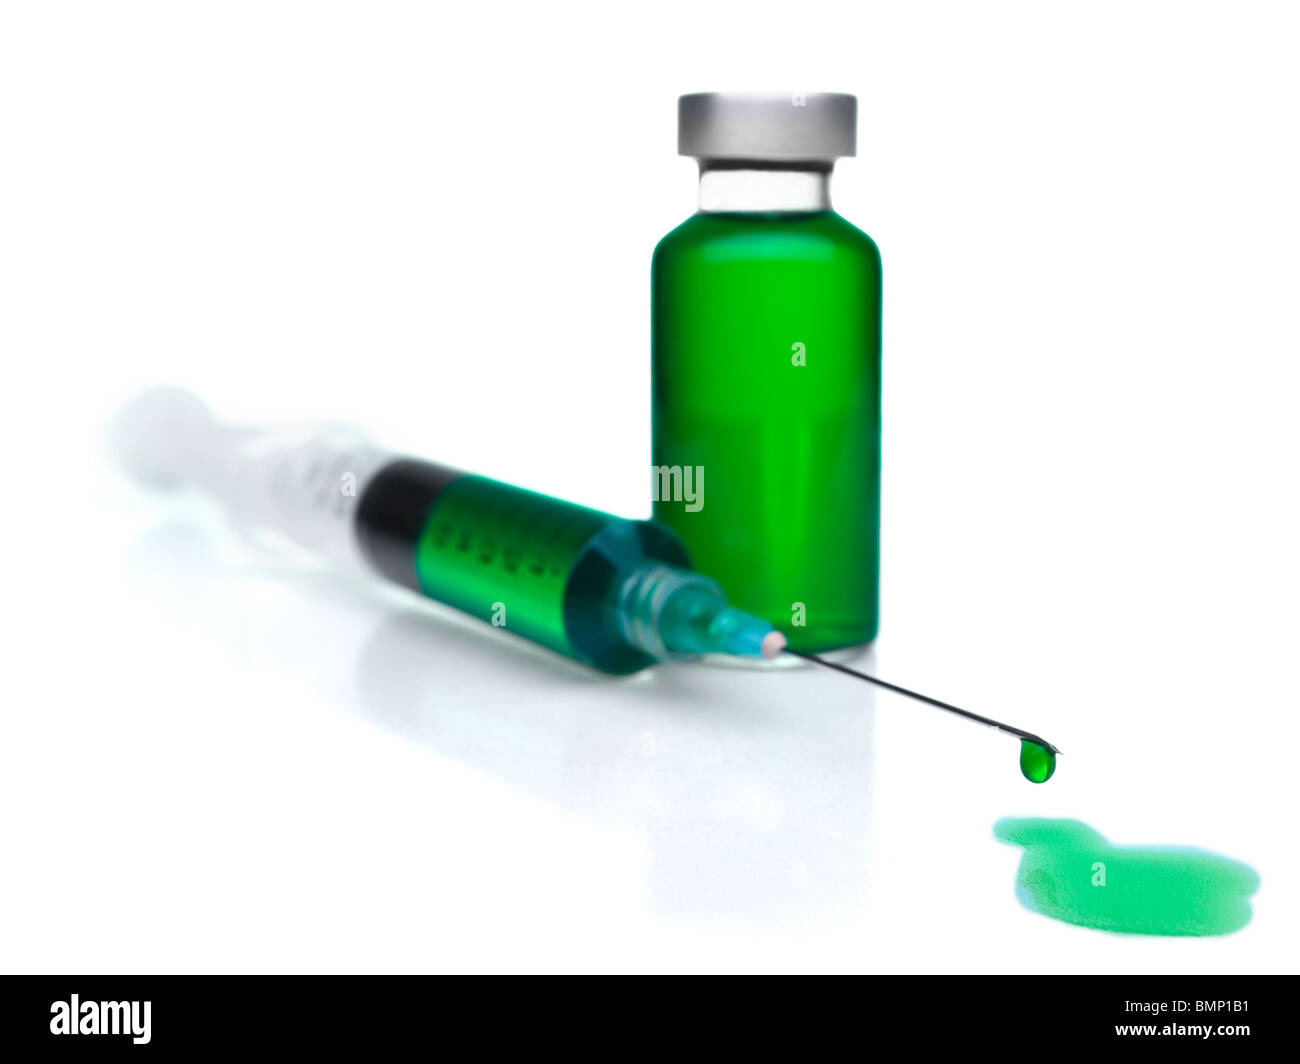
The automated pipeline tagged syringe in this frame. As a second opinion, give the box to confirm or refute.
[111,389,786,674]
[113,390,1061,782]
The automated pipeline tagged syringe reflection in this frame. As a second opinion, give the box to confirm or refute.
[131,520,875,923]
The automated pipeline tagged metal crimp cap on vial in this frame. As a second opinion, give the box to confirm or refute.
[677,92,857,163]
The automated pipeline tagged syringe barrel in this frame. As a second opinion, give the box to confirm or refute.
[354,459,691,673]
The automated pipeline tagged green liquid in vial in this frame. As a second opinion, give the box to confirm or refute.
[652,210,882,653]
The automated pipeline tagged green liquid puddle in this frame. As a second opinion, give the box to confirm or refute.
[994,818,1259,936]
[1019,740,1056,783]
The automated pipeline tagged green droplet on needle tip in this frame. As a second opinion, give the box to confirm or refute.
[1019,739,1057,783]
[783,649,1061,783]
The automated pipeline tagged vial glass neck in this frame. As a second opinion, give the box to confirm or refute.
[697,163,832,213]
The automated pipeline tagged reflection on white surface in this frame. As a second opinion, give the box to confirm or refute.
[8,501,1285,973]
[131,520,875,925]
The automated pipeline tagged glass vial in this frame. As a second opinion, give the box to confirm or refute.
[652,93,883,652]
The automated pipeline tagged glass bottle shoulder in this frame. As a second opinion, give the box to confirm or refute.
[653,210,879,270]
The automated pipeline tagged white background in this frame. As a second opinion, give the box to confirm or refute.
[2,1,1297,974]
